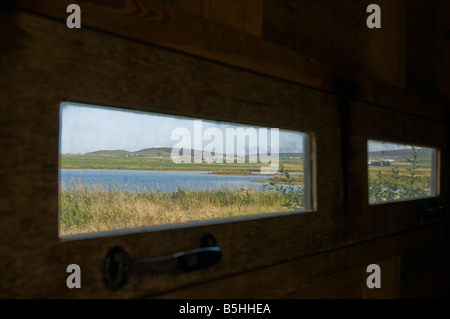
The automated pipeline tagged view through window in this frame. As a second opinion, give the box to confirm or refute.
[59,102,310,236]
[368,140,438,204]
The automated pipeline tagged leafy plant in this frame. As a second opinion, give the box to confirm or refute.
[264,164,304,210]
[368,146,432,203]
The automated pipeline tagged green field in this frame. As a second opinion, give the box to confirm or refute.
[59,154,304,174]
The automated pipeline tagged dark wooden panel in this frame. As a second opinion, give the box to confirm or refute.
[16,0,446,121]
[405,0,441,100]
[17,0,333,95]
[403,0,450,105]
[153,0,263,37]
[436,0,450,103]
[366,0,406,88]
[362,255,401,298]
[263,0,407,89]
[0,11,342,298]
[201,0,262,37]
[156,222,449,298]
[2,3,449,299]
[263,0,370,77]
[401,237,450,298]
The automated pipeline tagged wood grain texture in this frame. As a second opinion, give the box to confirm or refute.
[362,255,401,299]
[366,0,406,89]
[17,0,332,93]
[1,5,449,299]
[156,222,449,298]
[262,0,446,116]
[263,0,369,77]
[263,0,408,89]
[16,0,446,121]
[153,0,263,37]
[0,11,341,298]
[405,0,441,100]
[201,0,262,37]
[203,0,262,37]
[401,237,450,298]
[436,0,450,104]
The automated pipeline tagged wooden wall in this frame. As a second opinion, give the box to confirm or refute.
[1,0,450,299]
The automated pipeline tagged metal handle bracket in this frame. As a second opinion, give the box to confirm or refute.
[103,233,221,290]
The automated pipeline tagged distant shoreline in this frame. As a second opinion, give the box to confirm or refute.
[59,153,304,175]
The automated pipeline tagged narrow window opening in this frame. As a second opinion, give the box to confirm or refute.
[367,140,439,204]
[58,102,312,237]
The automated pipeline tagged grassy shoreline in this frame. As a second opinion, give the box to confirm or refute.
[58,155,306,236]
[59,183,295,236]
[58,151,434,235]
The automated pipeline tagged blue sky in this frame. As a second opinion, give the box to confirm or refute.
[59,102,304,155]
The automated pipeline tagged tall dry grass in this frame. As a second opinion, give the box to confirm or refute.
[59,182,294,236]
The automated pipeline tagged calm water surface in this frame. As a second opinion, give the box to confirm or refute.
[60,169,272,192]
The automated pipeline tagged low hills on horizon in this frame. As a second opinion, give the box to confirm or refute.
[86,147,173,157]
[64,146,433,160]
[65,147,304,159]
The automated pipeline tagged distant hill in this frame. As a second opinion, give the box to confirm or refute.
[133,147,173,157]
[86,150,132,156]
[86,147,172,158]
[85,147,303,159]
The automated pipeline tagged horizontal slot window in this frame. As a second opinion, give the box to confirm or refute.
[368,140,439,204]
[59,102,311,237]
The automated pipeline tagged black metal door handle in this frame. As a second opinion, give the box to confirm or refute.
[103,234,222,290]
